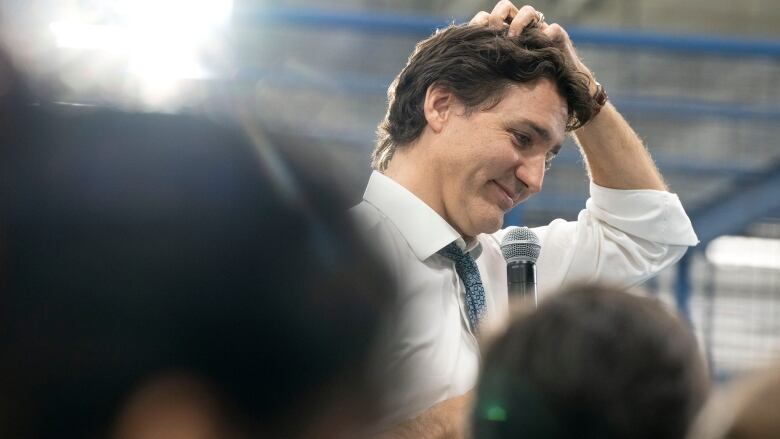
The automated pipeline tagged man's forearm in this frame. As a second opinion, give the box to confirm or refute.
[573,100,667,191]
[374,393,472,439]
[376,416,451,439]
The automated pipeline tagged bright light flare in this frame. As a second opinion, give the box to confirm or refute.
[48,22,127,50]
[47,0,233,108]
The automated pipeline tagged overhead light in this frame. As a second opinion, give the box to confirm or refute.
[46,0,233,108]
[705,235,780,270]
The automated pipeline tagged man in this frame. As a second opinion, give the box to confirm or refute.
[473,284,709,439]
[0,62,395,438]
[351,2,698,436]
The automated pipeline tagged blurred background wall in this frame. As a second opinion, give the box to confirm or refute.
[2,0,779,380]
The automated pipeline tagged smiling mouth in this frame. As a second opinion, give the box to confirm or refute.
[491,180,515,209]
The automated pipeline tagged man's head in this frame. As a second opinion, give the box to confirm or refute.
[472,284,709,439]
[373,25,597,238]
[0,105,395,439]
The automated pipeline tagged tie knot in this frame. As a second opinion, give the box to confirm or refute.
[438,242,468,261]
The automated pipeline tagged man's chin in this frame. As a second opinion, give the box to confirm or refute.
[473,215,504,236]
[460,203,505,237]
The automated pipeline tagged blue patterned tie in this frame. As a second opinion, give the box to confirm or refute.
[438,242,487,332]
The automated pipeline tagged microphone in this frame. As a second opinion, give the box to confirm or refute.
[500,226,541,304]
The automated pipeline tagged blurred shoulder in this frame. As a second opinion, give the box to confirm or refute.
[350,199,383,229]
[349,200,410,275]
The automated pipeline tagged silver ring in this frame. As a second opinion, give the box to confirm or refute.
[536,11,546,24]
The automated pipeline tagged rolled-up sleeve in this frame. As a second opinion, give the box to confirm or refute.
[532,182,699,297]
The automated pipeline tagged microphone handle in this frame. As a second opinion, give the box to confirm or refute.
[507,260,537,305]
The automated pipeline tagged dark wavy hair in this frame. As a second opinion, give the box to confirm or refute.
[473,284,709,439]
[372,24,597,171]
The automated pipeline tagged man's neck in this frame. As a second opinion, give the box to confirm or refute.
[383,146,474,243]
[384,146,445,220]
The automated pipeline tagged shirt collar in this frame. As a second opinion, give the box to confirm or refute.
[363,171,482,261]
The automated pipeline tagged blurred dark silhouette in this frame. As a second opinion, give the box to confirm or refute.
[0,48,395,439]
[472,284,709,439]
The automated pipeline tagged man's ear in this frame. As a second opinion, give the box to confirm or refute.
[423,85,456,133]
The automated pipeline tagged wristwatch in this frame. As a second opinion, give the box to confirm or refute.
[591,81,608,117]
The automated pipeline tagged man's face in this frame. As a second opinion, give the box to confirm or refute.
[432,78,567,238]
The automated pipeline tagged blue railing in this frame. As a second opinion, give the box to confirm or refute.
[234,7,780,58]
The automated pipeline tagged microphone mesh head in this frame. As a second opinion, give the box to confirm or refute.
[500,226,541,263]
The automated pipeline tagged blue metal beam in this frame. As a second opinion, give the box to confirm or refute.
[234,6,448,35]
[611,95,780,121]
[569,27,780,58]
[690,160,780,247]
[233,7,780,58]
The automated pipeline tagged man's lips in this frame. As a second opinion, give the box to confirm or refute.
[493,180,518,200]
[491,180,517,209]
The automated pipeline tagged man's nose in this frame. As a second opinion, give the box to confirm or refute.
[515,155,545,195]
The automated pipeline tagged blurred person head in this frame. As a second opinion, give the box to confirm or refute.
[371,24,598,239]
[688,364,780,439]
[0,93,395,438]
[472,284,709,439]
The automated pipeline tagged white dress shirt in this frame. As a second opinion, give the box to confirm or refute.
[350,171,698,425]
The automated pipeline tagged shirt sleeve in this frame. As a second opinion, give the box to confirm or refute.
[531,182,699,297]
